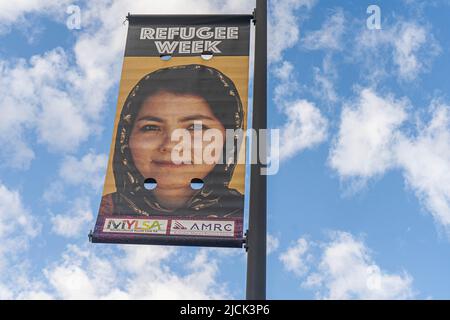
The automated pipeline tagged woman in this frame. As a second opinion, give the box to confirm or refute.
[99,64,245,218]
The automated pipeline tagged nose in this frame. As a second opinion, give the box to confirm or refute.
[158,130,178,154]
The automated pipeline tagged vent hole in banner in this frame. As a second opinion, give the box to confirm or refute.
[201,51,214,61]
[190,178,204,190]
[144,178,158,190]
[160,54,172,61]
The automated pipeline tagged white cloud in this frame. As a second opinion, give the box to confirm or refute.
[395,102,450,229]
[302,9,346,51]
[267,234,280,255]
[59,152,108,191]
[2,244,235,300]
[280,232,415,299]
[39,245,231,300]
[355,20,440,81]
[0,0,254,34]
[43,182,65,203]
[269,11,332,164]
[51,198,93,238]
[280,100,328,162]
[0,182,41,299]
[0,0,71,34]
[273,61,329,162]
[36,87,91,150]
[0,183,40,260]
[313,68,338,103]
[2,278,51,300]
[329,88,408,179]
[273,61,298,105]
[302,232,414,300]
[329,90,450,232]
[0,49,93,168]
[393,23,428,80]
[268,0,317,63]
[312,54,339,104]
[0,59,35,169]
[274,60,295,82]
[279,238,310,276]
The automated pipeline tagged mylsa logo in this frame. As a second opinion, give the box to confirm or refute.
[170,220,235,237]
[103,219,168,235]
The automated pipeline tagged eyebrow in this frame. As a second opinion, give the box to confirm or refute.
[136,116,164,122]
[179,115,215,122]
[135,115,216,123]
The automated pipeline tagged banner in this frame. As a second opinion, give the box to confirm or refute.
[91,14,252,248]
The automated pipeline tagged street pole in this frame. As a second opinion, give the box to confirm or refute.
[246,0,267,301]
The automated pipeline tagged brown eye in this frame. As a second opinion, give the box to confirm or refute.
[187,124,210,131]
[140,125,161,132]
[187,124,198,131]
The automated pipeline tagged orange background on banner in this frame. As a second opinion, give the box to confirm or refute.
[102,56,250,196]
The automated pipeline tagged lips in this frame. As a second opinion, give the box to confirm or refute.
[152,160,186,168]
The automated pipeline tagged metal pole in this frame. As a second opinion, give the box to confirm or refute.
[246,0,267,301]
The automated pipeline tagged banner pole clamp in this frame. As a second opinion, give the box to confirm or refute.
[124,13,131,25]
[244,230,250,252]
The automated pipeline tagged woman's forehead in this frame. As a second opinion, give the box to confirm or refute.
[137,91,217,119]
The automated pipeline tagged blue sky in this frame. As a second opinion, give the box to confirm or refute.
[0,0,450,299]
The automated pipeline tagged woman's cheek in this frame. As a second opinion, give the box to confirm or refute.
[190,163,216,181]
[130,135,157,166]
[190,139,224,165]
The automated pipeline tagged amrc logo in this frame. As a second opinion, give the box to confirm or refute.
[170,220,235,237]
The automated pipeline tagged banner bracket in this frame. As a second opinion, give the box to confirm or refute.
[244,230,250,252]
[124,13,131,25]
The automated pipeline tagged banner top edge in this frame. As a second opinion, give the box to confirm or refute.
[126,13,254,24]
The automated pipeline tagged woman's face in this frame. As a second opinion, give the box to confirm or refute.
[129,90,226,194]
